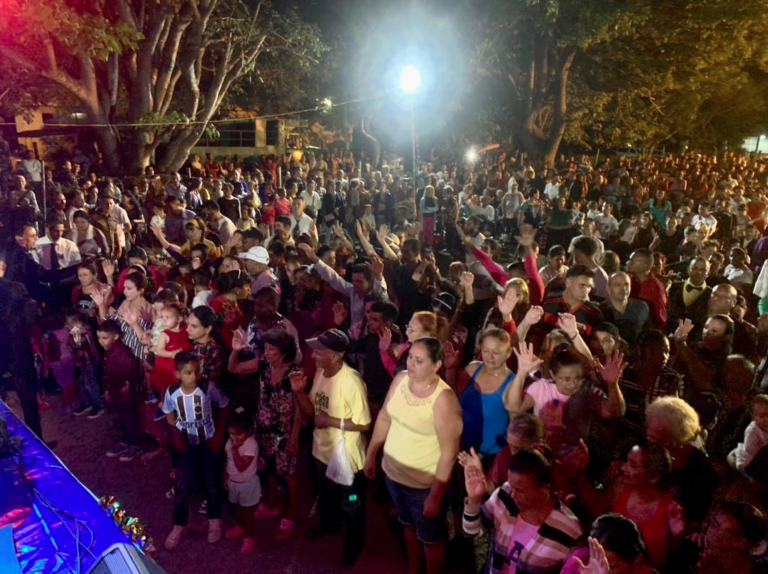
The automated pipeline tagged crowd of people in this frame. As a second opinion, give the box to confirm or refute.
[2,142,768,574]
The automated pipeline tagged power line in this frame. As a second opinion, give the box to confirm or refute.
[0,90,390,129]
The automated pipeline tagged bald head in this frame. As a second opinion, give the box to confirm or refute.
[708,283,737,316]
[608,272,631,303]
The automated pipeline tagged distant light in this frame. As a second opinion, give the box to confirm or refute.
[466,147,479,163]
[400,66,422,95]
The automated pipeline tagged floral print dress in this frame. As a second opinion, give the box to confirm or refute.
[256,358,301,476]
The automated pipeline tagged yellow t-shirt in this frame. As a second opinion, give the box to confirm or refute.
[310,363,371,473]
[382,375,454,489]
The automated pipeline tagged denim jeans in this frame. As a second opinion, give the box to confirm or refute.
[79,362,104,409]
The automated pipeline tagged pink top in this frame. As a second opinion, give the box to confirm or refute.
[525,379,570,433]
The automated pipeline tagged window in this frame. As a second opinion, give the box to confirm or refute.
[202,120,255,147]
[266,120,280,146]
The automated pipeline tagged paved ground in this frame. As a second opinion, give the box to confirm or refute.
[11,397,415,574]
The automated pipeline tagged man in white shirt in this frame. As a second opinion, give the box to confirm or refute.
[289,196,316,239]
[21,151,43,183]
[37,219,81,270]
[300,179,323,214]
[544,173,561,202]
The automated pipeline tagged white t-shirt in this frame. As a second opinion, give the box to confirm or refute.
[22,159,43,182]
[225,436,259,482]
[735,421,768,471]
[192,289,215,308]
[290,213,313,237]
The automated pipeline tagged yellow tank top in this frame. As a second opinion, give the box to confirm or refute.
[382,375,454,489]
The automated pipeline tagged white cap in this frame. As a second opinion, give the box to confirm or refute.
[238,246,269,265]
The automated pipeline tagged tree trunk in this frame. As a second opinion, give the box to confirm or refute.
[542,51,576,167]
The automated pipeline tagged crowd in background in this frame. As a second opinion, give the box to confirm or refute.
[2,138,768,574]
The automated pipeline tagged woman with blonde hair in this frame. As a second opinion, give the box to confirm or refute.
[380,311,448,377]
[645,396,720,522]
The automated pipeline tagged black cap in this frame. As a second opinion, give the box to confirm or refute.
[432,292,457,314]
[306,329,349,354]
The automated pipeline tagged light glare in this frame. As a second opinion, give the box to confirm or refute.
[400,66,422,95]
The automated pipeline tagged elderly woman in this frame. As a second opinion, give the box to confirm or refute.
[232,327,302,541]
[365,337,462,574]
[645,397,720,523]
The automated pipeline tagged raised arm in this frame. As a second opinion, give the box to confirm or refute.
[503,342,541,413]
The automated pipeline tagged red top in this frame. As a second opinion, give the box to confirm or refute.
[630,274,667,329]
[613,487,677,569]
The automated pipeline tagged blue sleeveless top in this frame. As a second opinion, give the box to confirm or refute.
[460,363,514,455]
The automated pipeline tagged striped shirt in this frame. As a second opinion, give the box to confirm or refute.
[463,483,582,574]
[162,384,229,445]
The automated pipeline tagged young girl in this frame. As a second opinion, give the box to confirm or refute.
[47,310,79,411]
[261,194,277,236]
[150,303,193,418]
[225,408,260,555]
[504,343,626,445]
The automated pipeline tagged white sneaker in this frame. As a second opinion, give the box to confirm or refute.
[164,525,184,550]
[207,519,222,544]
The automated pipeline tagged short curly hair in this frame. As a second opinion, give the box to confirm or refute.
[646,396,701,445]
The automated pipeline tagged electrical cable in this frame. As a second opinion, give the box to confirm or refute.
[0,90,391,129]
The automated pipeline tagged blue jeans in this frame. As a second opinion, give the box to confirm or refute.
[79,363,104,409]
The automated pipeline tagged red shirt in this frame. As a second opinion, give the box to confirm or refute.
[275,197,292,216]
[630,274,667,329]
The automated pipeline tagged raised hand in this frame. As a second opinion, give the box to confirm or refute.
[122,306,139,326]
[231,328,247,352]
[378,326,393,353]
[149,222,163,238]
[461,448,487,502]
[573,537,610,574]
[443,341,460,369]
[513,342,544,374]
[289,370,308,393]
[460,271,475,291]
[376,224,390,240]
[366,254,384,279]
[673,318,694,344]
[521,306,544,326]
[668,501,686,537]
[409,222,421,238]
[101,258,115,278]
[332,300,348,326]
[90,288,106,308]
[497,288,519,320]
[514,223,537,248]
[557,312,578,338]
[598,350,627,386]
[336,222,347,239]
[296,242,318,262]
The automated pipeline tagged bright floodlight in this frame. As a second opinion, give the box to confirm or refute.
[400,66,422,95]
[466,148,479,163]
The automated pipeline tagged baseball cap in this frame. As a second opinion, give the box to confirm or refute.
[238,245,269,265]
[306,329,349,354]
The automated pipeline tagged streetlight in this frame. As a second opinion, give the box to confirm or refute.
[400,65,422,183]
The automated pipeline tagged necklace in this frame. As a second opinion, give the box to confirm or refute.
[411,377,437,394]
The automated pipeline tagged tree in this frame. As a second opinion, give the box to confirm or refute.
[469,0,768,162]
[0,0,326,174]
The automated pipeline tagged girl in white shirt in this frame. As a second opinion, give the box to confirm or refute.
[224,409,261,555]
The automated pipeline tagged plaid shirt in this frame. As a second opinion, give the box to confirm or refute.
[464,483,582,574]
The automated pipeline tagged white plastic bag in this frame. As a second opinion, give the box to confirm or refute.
[326,433,354,486]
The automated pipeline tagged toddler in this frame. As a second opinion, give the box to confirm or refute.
[69,310,105,419]
[731,394,768,479]
[224,408,261,555]
[47,310,78,411]
[150,303,193,420]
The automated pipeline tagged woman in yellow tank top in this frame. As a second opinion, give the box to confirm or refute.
[365,337,463,574]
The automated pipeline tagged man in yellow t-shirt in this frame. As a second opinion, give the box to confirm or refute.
[291,329,371,567]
